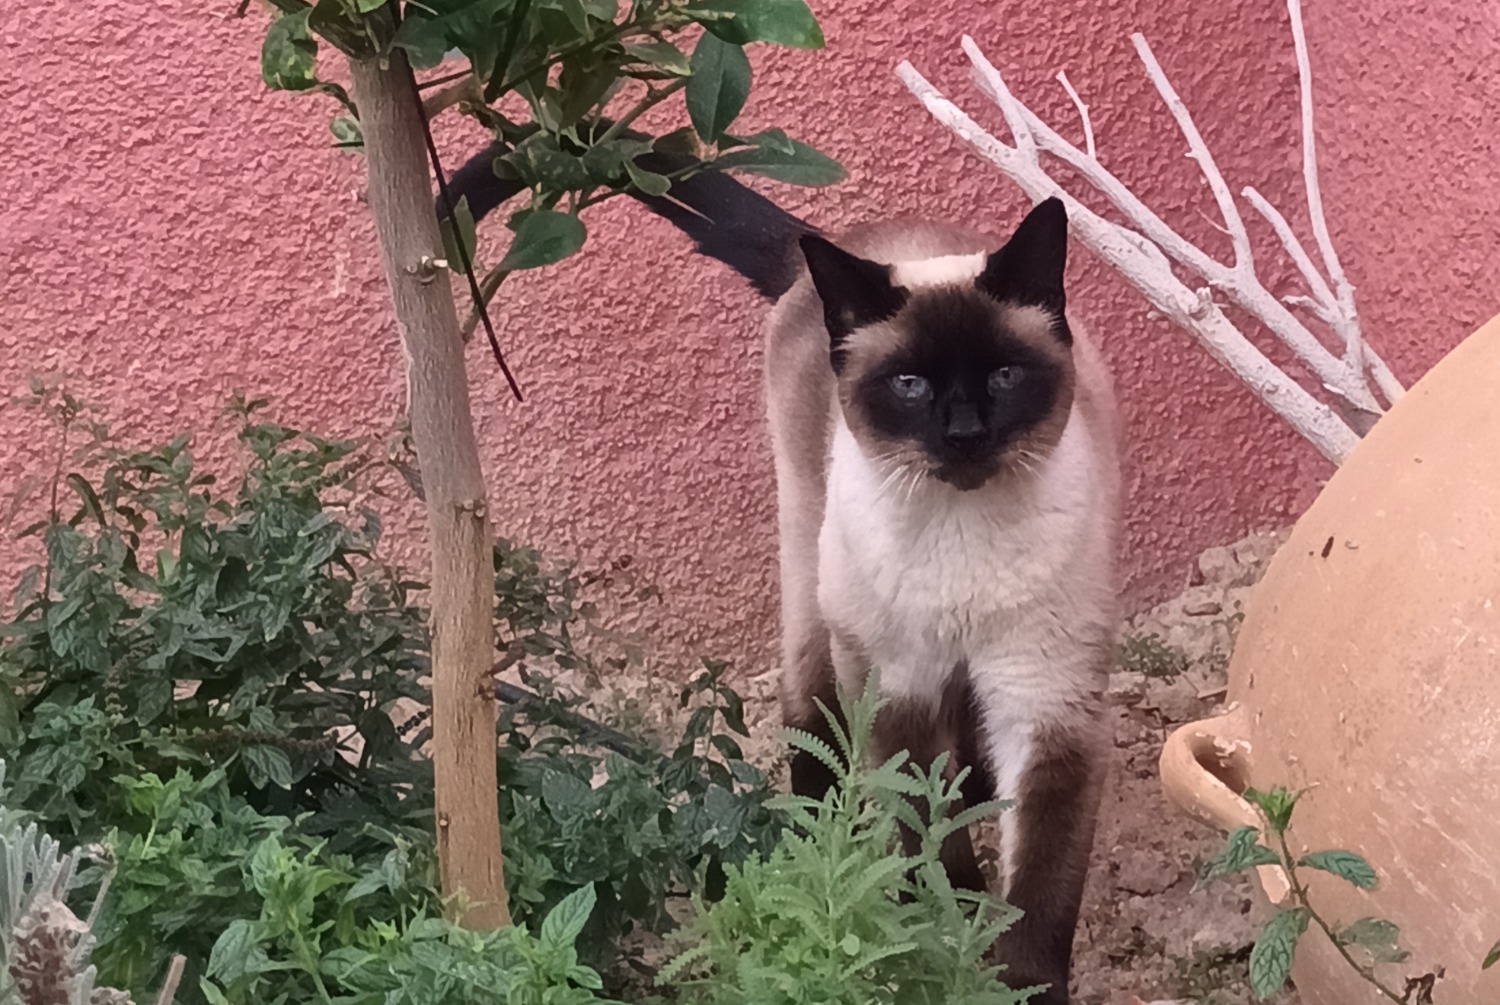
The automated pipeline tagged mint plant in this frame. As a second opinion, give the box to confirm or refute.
[1,388,781,998]
[1200,785,1423,1002]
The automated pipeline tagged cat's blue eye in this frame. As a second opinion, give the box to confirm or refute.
[988,366,1026,394]
[889,374,932,402]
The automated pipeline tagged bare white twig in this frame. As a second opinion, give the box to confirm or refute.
[896,60,1359,463]
[897,1,1406,463]
[1055,70,1095,159]
[1130,34,1254,273]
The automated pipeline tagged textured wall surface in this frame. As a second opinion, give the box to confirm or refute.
[2,0,1497,675]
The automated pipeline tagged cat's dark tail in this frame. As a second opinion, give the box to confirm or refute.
[442,138,817,300]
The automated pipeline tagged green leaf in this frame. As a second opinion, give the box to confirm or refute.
[498,210,586,271]
[1244,785,1301,835]
[621,39,692,76]
[1249,907,1309,1000]
[243,745,295,789]
[1298,850,1378,890]
[624,160,672,197]
[713,132,845,186]
[688,0,825,48]
[540,883,597,948]
[260,9,319,92]
[1200,826,1280,883]
[687,33,751,142]
[580,138,650,185]
[1337,917,1410,964]
[206,919,263,984]
[438,195,478,272]
[1484,936,1500,969]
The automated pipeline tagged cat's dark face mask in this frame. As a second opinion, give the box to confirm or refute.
[802,199,1078,492]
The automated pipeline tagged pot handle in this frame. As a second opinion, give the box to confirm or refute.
[1158,707,1289,902]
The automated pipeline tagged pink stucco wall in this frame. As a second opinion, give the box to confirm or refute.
[3,1,1497,674]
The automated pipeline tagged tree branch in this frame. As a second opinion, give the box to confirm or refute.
[896,56,1360,464]
[895,2,1407,461]
[348,48,510,932]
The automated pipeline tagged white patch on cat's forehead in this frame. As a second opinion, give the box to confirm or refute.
[889,252,985,289]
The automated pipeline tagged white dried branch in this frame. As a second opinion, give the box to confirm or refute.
[895,59,1359,463]
[1055,70,1095,159]
[895,3,1409,461]
[961,35,1382,422]
[1129,35,1255,273]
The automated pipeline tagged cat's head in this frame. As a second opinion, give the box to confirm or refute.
[801,198,1076,492]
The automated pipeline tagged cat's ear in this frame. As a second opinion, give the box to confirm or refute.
[977,197,1069,321]
[800,235,908,362]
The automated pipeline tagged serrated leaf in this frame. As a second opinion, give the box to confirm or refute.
[540,769,593,820]
[260,10,318,92]
[206,919,263,984]
[242,745,295,789]
[499,210,586,271]
[686,32,750,142]
[1299,849,1378,890]
[1244,785,1301,835]
[688,0,825,49]
[1249,907,1309,999]
[1201,826,1281,883]
[713,131,844,185]
[540,883,596,947]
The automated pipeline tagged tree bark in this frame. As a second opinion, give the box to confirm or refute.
[348,51,509,930]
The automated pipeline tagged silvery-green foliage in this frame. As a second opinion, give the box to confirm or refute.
[0,761,127,1005]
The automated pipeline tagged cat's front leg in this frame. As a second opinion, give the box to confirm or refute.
[976,698,1105,1005]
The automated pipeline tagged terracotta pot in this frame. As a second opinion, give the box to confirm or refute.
[1159,314,1500,1005]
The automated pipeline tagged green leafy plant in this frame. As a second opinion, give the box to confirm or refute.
[1116,631,1191,679]
[658,680,1032,1005]
[0,759,611,1005]
[196,832,615,1005]
[248,0,842,288]
[1,387,781,996]
[0,387,432,847]
[496,658,783,967]
[0,760,188,1005]
[1199,785,1422,1002]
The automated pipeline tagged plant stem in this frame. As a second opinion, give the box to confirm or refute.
[1275,830,1406,1004]
[596,77,687,145]
[292,927,337,1005]
[460,265,512,342]
[490,19,639,99]
[575,159,706,211]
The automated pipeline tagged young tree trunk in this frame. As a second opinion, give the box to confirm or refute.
[347,51,509,930]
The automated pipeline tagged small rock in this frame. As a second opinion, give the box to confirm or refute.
[1108,675,1147,707]
[1183,600,1223,617]
[1139,676,1206,724]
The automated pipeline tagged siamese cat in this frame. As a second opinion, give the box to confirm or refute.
[446,143,1121,1005]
